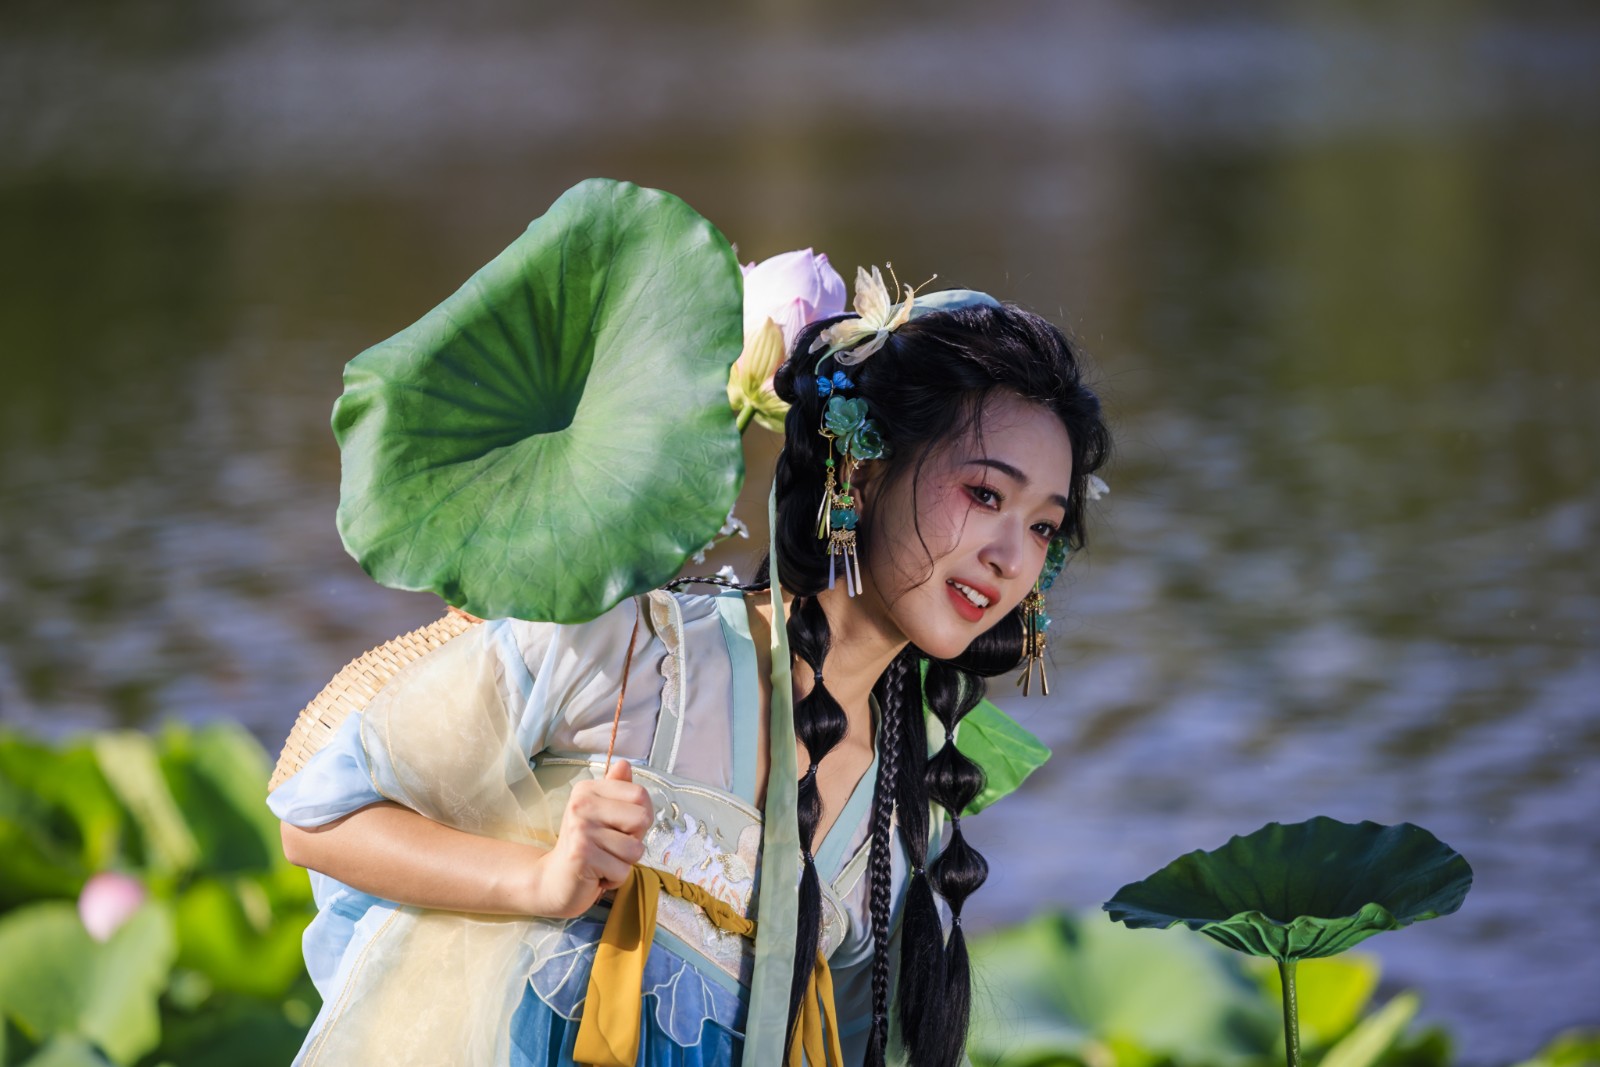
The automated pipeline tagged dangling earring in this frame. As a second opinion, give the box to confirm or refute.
[818,443,863,596]
[1015,582,1050,696]
[1017,535,1068,696]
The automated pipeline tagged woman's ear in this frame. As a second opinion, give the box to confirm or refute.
[850,459,882,510]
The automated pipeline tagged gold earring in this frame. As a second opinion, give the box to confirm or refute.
[1016,583,1049,696]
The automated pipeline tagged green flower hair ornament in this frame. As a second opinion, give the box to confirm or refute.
[822,395,889,462]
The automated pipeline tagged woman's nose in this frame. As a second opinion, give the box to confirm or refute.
[979,524,1025,579]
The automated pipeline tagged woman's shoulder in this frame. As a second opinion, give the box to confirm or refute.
[494,586,738,656]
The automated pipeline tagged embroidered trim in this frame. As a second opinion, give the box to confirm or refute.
[648,590,689,771]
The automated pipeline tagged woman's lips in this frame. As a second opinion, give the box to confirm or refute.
[945,580,988,623]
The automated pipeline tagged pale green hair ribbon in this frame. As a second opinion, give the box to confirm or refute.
[745,480,802,1060]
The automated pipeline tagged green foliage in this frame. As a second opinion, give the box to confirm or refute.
[0,728,1570,1067]
[1513,1031,1600,1067]
[0,738,128,907]
[966,912,1278,1066]
[969,912,1454,1067]
[1104,818,1473,961]
[331,177,747,624]
[0,725,314,1067]
[953,699,1052,816]
[0,903,173,1065]
[1250,955,1381,1049]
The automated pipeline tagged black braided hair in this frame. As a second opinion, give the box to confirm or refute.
[790,303,1107,1067]
[685,300,1110,1065]
[864,648,915,1062]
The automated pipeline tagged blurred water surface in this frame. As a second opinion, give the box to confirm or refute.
[1,3,1596,1061]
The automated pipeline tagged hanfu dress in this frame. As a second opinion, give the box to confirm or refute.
[268,587,948,1066]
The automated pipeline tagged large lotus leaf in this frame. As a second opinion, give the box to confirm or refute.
[1104,817,1473,961]
[966,910,1278,1067]
[333,178,745,622]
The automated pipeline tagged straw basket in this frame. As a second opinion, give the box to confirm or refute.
[267,607,483,793]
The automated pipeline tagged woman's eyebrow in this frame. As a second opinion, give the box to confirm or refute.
[963,458,1071,512]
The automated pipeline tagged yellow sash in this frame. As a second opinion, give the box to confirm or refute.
[573,865,843,1067]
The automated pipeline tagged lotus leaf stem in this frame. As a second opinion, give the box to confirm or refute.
[1279,959,1301,1067]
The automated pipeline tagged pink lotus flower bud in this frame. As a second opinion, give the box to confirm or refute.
[730,250,846,434]
[78,871,146,942]
[741,249,846,354]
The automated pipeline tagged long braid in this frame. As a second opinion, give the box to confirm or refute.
[756,302,1106,1064]
[922,660,989,1059]
[863,648,914,1065]
[784,594,851,1047]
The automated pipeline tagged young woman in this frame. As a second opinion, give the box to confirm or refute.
[271,296,1110,1066]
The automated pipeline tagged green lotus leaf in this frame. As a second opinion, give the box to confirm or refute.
[1103,817,1472,962]
[333,178,745,622]
[0,901,175,1065]
[966,911,1278,1066]
[952,698,1051,816]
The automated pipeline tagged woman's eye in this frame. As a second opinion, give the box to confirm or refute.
[1033,522,1060,539]
[968,485,1001,508]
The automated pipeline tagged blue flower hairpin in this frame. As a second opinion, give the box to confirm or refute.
[816,370,854,397]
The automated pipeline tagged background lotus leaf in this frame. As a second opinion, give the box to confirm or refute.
[1104,817,1473,961]
[0,901,175,1065]
[966,911,1279,1067]
[332,177,745,622]
[0,738,127,907]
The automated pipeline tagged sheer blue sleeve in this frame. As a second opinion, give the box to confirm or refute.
[266,616,563,829]
[267,712,382,828]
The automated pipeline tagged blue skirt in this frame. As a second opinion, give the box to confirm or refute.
[509,983,744,1066]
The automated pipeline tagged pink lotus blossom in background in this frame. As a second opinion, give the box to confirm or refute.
[78,871,146,941]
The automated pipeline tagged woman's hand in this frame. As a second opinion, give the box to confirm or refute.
[529,759,655,918]
[279,759,654,920]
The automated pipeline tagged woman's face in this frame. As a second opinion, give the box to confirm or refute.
[857,390,1075,660]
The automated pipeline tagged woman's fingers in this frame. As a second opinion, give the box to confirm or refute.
[584,847,635,890]
[586,826,648,866]
[567,780,654,838]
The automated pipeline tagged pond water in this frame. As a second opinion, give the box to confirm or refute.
[1,4,1596,1062]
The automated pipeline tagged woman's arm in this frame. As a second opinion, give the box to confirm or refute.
[279,758,654,919]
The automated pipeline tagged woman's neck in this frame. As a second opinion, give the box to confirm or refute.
[805,584,907,717]
[751,583,907,745]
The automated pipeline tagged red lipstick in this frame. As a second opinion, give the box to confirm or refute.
[945,578,995,623]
